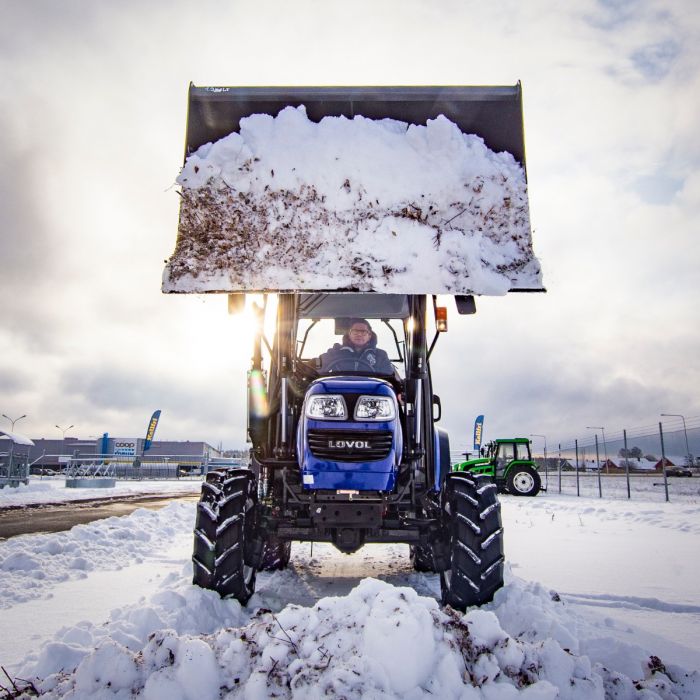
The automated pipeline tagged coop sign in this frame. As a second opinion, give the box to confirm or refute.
[113,439,137,456]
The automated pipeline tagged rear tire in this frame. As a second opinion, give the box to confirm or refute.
[192,468,257,604]
[440,472,504,610]
[260,537,292,570]
[506,465,541,497]
[409,544,435,572]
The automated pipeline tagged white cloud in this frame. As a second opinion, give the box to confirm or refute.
[1,0,699,447]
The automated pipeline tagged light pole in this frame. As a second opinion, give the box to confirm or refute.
[2,414,27,478]
[55,424,76,469]
[2,413,27,432]
[55,424,75,439]
[530,433,547,489]
[587,426,608,474]
[660,413,692,466]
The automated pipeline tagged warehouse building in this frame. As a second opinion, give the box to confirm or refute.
[25,436,223,472]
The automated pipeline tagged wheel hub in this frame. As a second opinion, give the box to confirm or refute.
[512,472,535,492]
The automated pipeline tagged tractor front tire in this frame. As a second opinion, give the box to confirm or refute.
[506,465,541,497]
[192,468,257,604]
[440,472,504,610]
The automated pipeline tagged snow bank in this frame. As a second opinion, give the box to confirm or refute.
[0,502,195,607]
[16,577,699,699]
[163,106,542,295]
[4,495,700,698]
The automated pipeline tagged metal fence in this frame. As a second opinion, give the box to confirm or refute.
[530,421,700,503]
[447,420,700,502]
[0,451,30,488]
[34,454,221,481]
[532,463,700,502]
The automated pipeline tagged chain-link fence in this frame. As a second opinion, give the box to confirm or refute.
[532,421,700,502]
[33,454,217,481]
[448,419,700,502]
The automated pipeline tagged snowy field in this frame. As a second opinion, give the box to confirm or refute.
[0,483,699,698]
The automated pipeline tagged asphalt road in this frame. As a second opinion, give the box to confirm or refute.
[0,493,199,540]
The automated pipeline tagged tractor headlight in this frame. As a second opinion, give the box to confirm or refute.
[354,395,396,421]
[305,395,348,420]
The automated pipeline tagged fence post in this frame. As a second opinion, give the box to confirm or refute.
[575,439,580,497]
[659,422,669,503]
[558,443,562,493]
[623,429,630,499]
[595,434,602,498]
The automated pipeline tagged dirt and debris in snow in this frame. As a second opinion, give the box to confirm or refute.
[163,106,542,295]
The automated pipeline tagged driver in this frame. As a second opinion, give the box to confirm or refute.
[319,318,393,374]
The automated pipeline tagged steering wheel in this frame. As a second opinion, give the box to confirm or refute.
[295,360,320,381]
[322,357,378,373]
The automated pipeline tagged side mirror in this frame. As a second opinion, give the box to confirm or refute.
[334,317,351,335]
[455,295,476,315]
[432,395,442,422]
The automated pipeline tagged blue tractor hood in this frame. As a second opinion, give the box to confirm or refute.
[297,376,402,492]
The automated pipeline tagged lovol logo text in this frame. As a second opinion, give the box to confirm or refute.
[328,439,371,449]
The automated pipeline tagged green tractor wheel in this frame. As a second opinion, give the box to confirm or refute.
[506,464,541,497]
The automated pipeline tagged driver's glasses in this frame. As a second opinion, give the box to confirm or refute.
[350,327,370,336]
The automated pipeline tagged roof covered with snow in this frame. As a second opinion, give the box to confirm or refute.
[0,429,35,446]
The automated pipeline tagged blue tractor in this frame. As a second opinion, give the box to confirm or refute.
[192,293,505,610]
[165,85,542,611]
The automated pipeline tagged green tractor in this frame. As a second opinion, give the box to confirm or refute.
[454,438,542,497]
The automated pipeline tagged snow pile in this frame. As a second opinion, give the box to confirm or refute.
[14,577,699,699]
[0,503,194,606]
[163,106,542,295]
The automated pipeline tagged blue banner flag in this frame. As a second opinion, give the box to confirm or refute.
[473,415,484,451]
[143,410,161,452]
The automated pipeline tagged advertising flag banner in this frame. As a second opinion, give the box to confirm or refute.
[143,410,161,452]
[473,415,485,451]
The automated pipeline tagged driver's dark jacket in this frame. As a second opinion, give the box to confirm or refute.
[319,334,393,374]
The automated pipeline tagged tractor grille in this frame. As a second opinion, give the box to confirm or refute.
[308,430,393,462]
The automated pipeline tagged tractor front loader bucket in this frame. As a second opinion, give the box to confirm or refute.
[184,85,528,167]
[163,84,543,296]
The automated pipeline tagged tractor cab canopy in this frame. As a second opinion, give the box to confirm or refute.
[486,438,532,461]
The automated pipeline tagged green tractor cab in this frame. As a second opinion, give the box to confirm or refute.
[454,438,542,497]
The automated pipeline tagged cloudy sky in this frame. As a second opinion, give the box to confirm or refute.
[1,0,698,453]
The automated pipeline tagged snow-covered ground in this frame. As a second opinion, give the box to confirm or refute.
[0,478,201,508]
[1,486,698,698]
